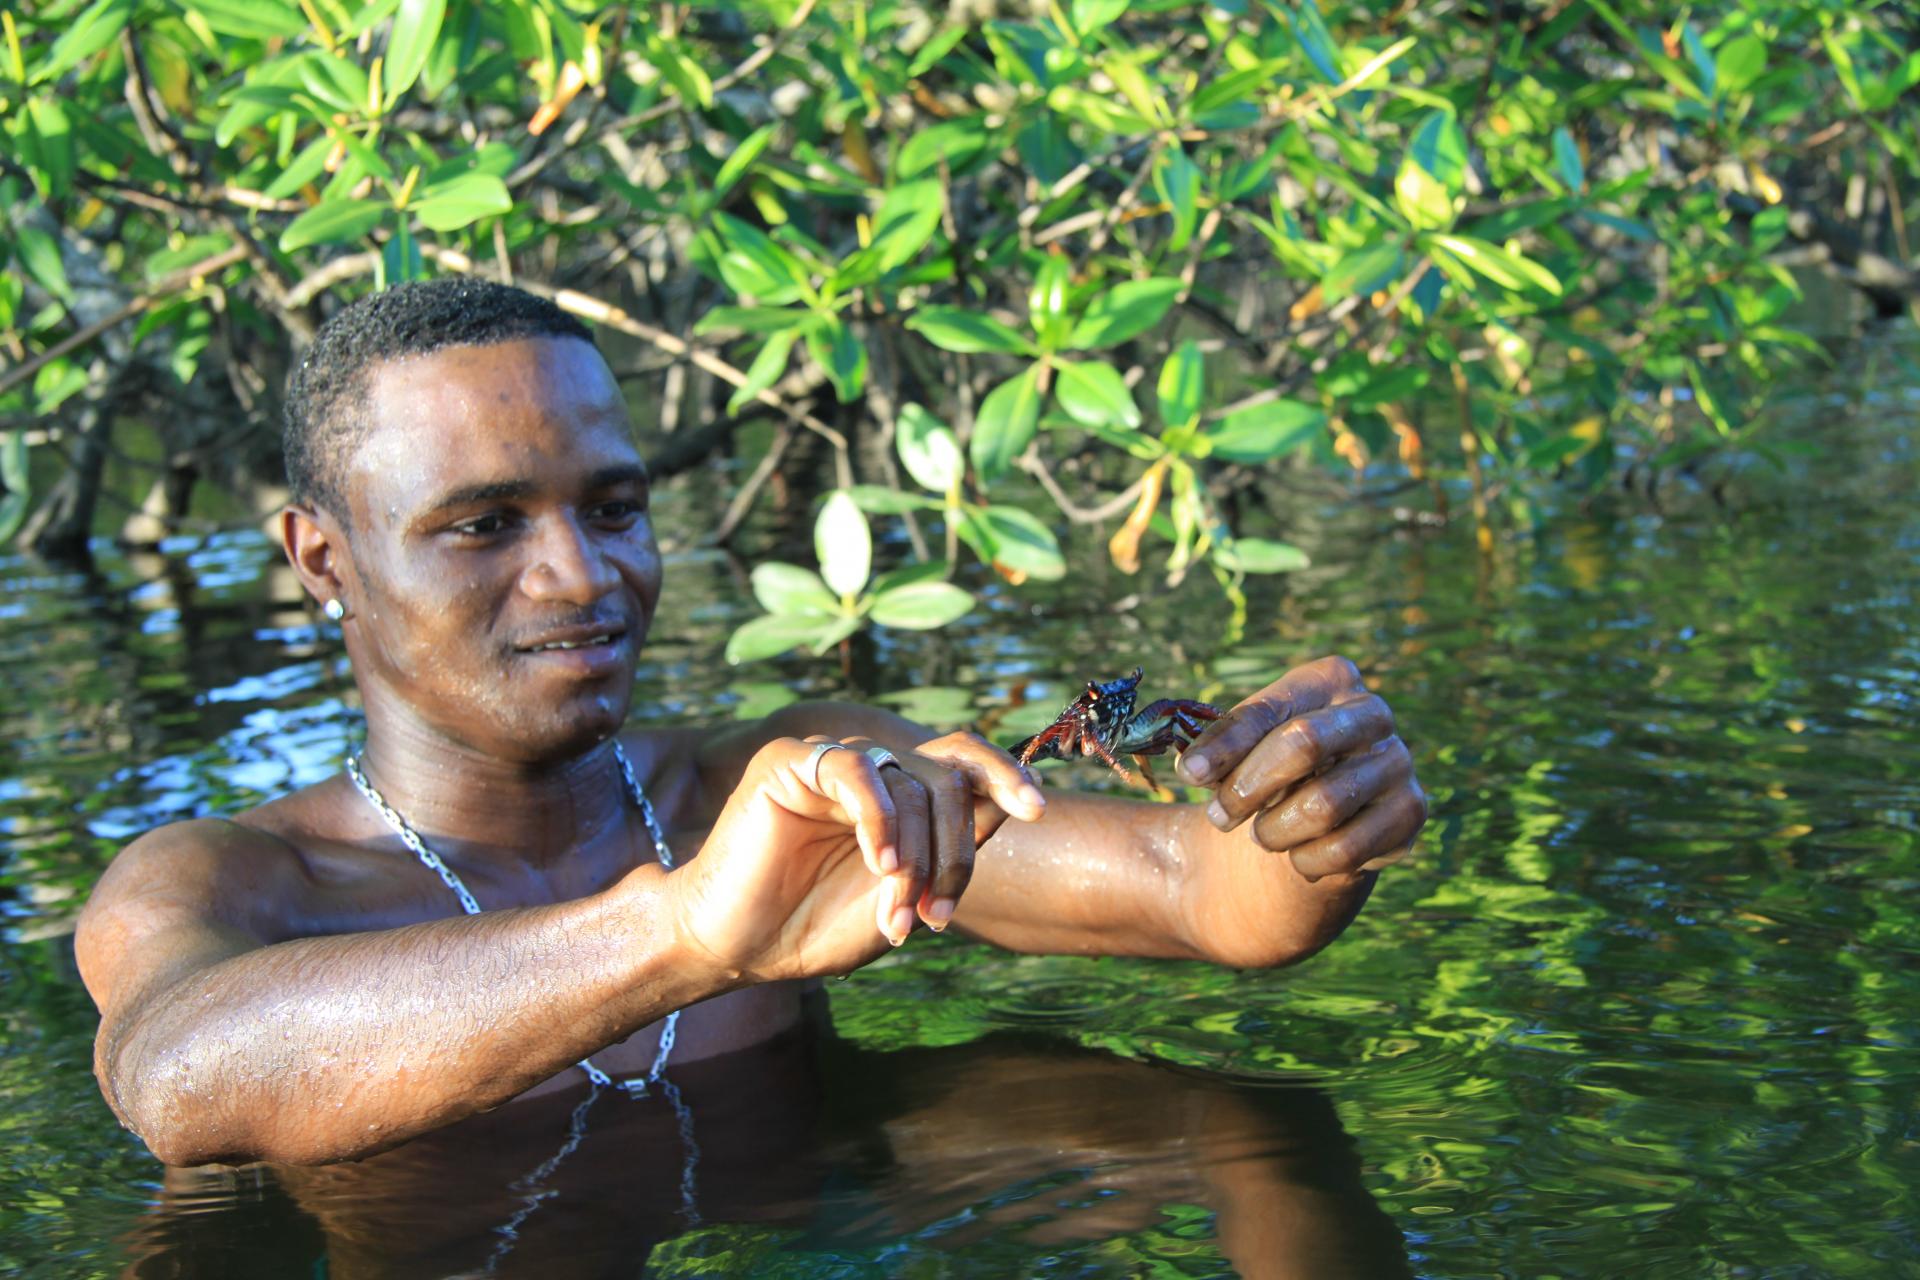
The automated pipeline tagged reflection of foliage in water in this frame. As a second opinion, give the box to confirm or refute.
[2,338,1918,1274]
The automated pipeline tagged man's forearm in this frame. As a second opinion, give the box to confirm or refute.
[1176,804,1378,969]
[101,866,726,1165]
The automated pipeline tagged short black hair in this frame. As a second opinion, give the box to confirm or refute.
[283,278,597,514]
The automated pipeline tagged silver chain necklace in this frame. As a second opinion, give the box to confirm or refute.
[344,740,680,1092]
[343,739,701,1258]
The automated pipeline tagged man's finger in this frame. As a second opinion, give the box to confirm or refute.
[799,738,896,877]
[901,762,974,931]
[1285,783,1428,882]
[877,764,932,945]
[914,731,1047,828]
[1250,737,1412,852]
[1207,694,1395,831]
[1176,655,1365,786]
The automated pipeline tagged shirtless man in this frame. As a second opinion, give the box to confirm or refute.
[75,279,1427,1170]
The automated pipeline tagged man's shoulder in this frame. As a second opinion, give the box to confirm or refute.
[93,812,312,907]
[87,779,349,918]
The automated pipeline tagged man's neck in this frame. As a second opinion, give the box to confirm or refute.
[351,707,633,871]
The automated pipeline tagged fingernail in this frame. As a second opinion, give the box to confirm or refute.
[1206,797,1229,828]
[926,897,956,930]
[890,905,916,942]
[1184,752,1211,782]
[1019,784,1046,814]
[877,844,899,874]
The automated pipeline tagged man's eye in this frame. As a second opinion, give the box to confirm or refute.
[452,514,508,536]
[591,500,645,523]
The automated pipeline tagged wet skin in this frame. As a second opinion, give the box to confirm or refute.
[122,1028,1413,1280]
[74,335,1428,1170]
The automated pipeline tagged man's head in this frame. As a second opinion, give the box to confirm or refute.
[281,280,661,764]
[284,279,596,517]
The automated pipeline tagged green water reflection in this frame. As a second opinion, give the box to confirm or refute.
[3,335,1917,1277]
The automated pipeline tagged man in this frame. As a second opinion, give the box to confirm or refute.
[76,279,1426,1171]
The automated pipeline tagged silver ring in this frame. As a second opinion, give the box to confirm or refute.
[865,746,901,770]
[801,741,848,790]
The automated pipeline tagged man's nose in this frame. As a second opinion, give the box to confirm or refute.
[520,515,619,604]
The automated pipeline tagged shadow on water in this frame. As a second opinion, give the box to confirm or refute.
[3,328,1919,1277]
[120,1018,1410,1279]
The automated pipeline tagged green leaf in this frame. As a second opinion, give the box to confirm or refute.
[897,403,964,495]
[957,505,1066,580]
[1046,85,1156,135]
[1191,59,1288,117]
[846,485,942,514]
[1287,0,1342,83]
[1552,127,1585,193]
[1429,234,1560,296]
[1156,340,1204,431]
[383,0,446,101]
[264,135,334,200]
[713,213,811,304]
[726,329,797,415]
[25,97,74,198]
[713,122,779,200]
[1715,34,1766,95]
[1154,146,1201,252]
[1066,277,1182,350]
[1202,398,1325,463]
[15,225,72,304]
[1071,0,1127,37]
[696,306,810,336]
[382,218,422,283]
[279,199,382,251]
[870,581,975,630]
[906,308,1036,355]
[897,118,995,179]
[0,429,29,493]
[1053,360,1140,429]
[34,359,89,413]
[908,25,969,77]
[971,367,1044,483]
[411,173,512,232]
[1681,23,1716,100]
[1408,110,1468,192]
[1211,538,1310,574]
[750,562,840,617]
[1028,255,1069,340]
[1323,242,1402,303]
[726,614,856,665]
[837,180,943,285]
[816,490,872,599]
[30,0,132,84]
[868,562,949,598]
[805,315,867,402]
[183,0,306,39]
[1395,111,1465,230]
[0,431,27,543]
[646,31,713,108]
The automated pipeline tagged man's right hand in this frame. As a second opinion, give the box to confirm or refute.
[664,733,1043,984]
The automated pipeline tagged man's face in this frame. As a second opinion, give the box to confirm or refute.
[338,335,662,762]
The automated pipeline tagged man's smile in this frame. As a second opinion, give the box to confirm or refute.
[513,621,634,675]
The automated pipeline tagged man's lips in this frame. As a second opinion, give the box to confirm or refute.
[515,622,629,653]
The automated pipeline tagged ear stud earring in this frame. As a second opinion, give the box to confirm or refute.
[323,598,347,622]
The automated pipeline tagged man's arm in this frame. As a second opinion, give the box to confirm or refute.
[78,735,1004,1166]
[77,818,721,1167]
[746,655,1425,967]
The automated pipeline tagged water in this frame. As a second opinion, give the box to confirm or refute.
[4,333,1918,1277]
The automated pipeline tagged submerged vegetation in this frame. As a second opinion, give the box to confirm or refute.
[1,0,1916,648]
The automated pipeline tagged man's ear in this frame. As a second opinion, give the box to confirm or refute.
[281,503,350,610]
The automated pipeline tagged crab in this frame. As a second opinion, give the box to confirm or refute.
[1009,667,1220,792]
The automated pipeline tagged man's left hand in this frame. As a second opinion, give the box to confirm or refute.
[1174,655,1427,881]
